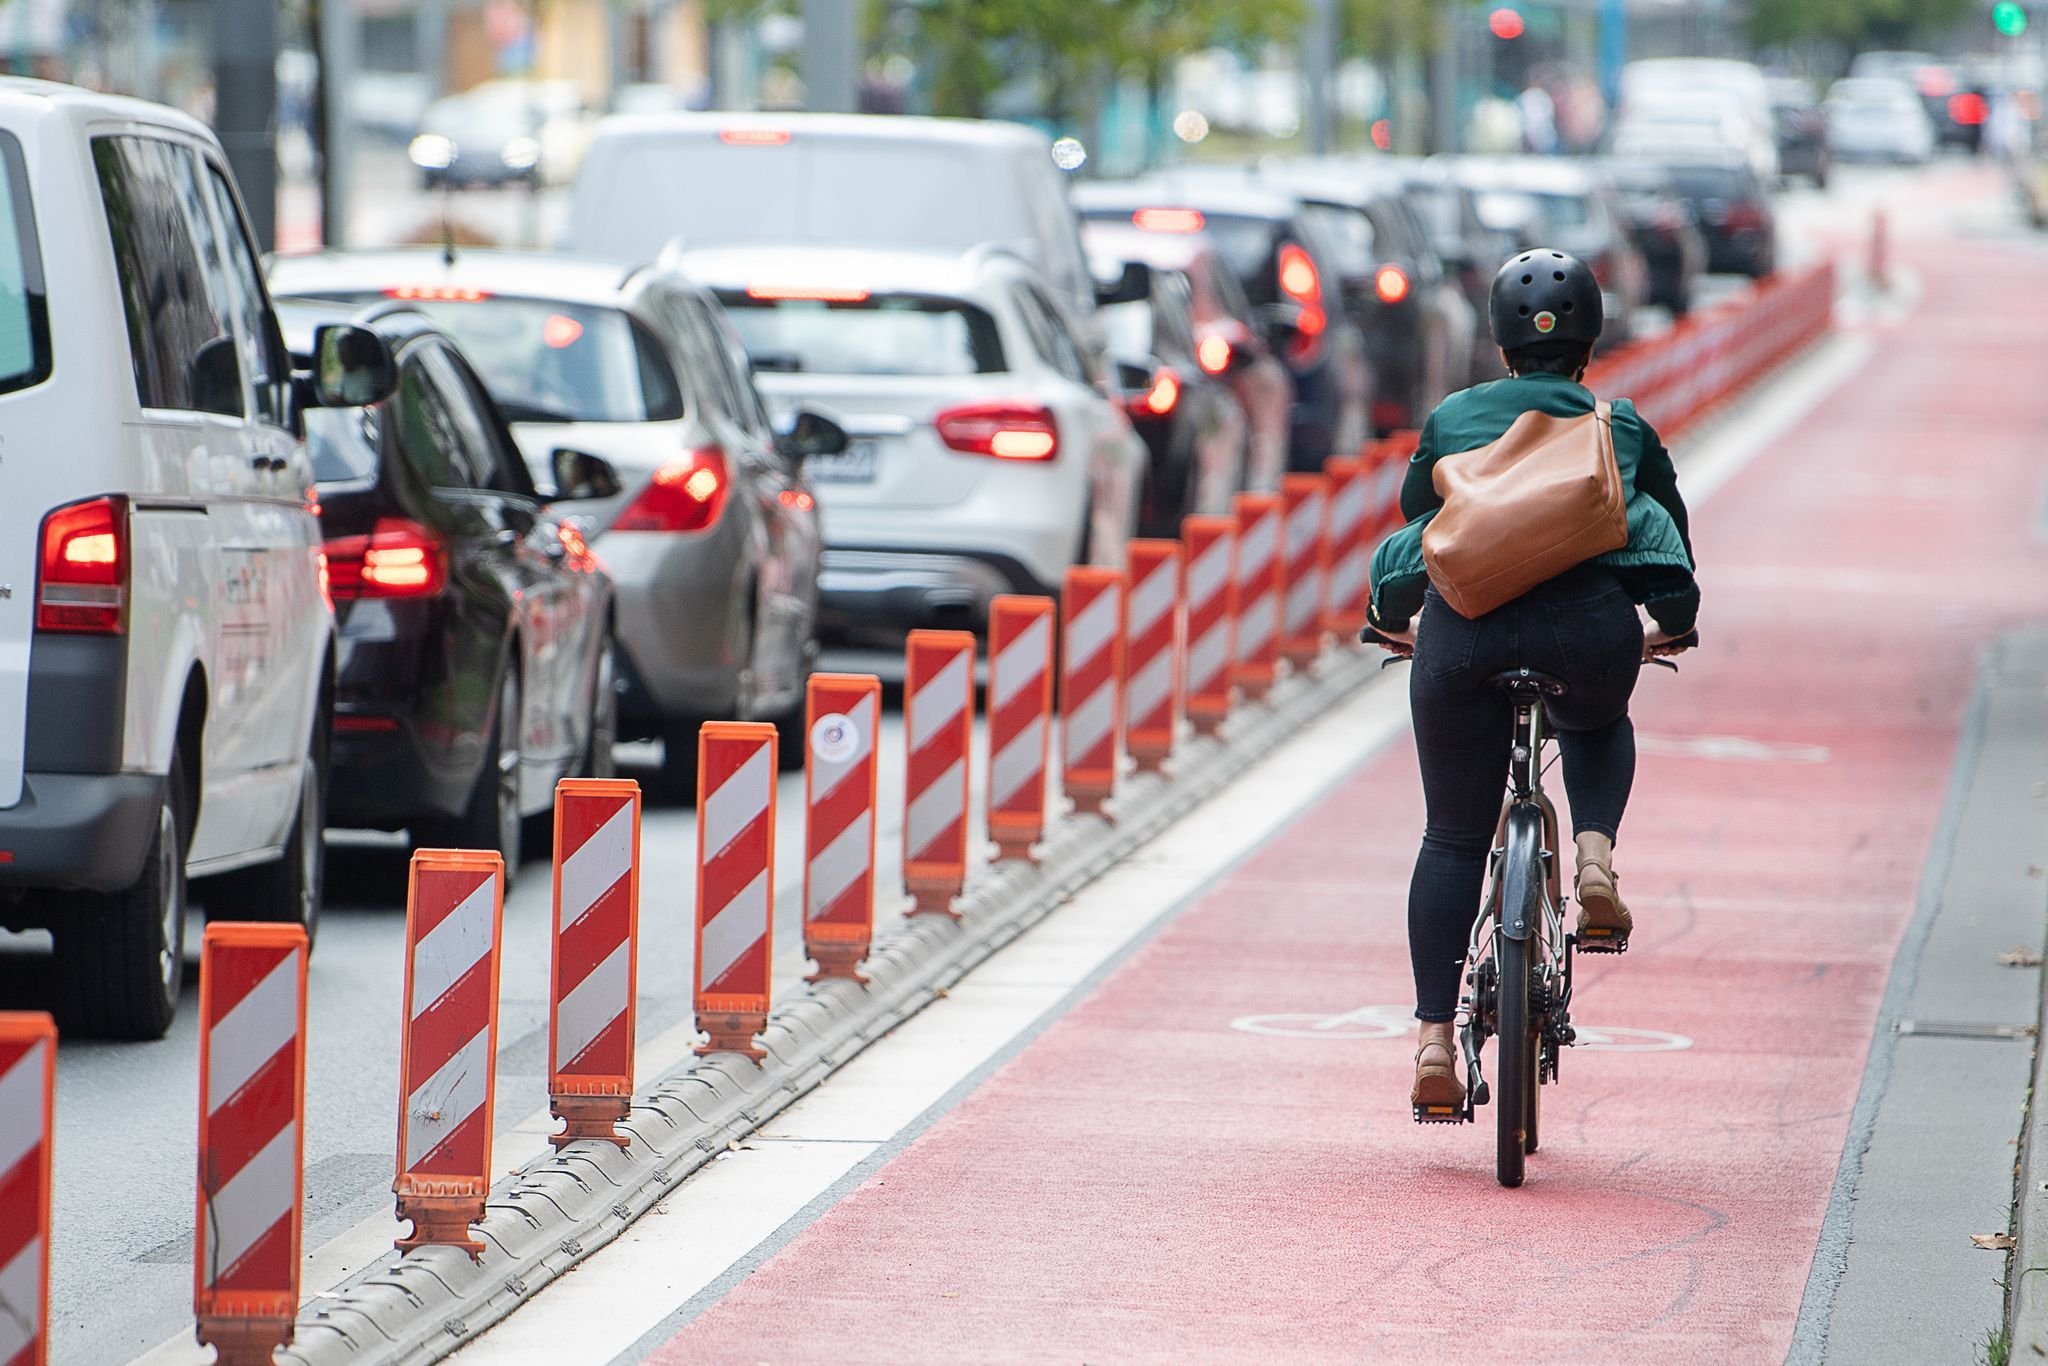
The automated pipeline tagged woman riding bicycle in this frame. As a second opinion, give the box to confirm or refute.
[1365,249,1699,1116]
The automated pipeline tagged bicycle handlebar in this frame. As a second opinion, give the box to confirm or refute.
[1360,625,1700,669]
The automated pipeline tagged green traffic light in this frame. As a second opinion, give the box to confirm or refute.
[1995,0,2028,36]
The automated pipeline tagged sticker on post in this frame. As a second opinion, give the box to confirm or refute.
[809,712,861,764]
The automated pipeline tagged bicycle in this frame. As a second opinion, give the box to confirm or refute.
[1363,624,1693,1188]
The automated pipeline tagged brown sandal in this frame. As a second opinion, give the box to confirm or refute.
[1575,857,1632,954]
[1411,1021,1466,1122]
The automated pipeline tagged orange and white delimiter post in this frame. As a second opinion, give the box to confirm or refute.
[803,673,880,980]
[1279,474,1329,667]
[0,1013,53,1366]
[1123,539,1183,770]
[194,925,307,1365]
[395,852,504,1256]
[695,722,777,1059]
[986,595,1055,861]
[1231,492,1284,698]
[1181,515,1236,735]
[1321,456,1371,639]
[548,778,641,1148]
[1061,566,1126,815]
[904,631,974,917]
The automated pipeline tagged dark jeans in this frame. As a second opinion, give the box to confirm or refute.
[1407,566,1644,1022]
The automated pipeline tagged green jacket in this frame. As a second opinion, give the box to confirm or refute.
[1367,372,1699,633]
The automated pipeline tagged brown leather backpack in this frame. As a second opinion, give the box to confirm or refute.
[1421,400,1628,619]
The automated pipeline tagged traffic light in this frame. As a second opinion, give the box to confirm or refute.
[1995,1,2028,36]
[1489,7,1526,39]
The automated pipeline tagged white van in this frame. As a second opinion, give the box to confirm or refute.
[0,81,378,1038]
[565,112,1103,343]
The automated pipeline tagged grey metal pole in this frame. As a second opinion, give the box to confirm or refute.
[314,0,354,247]
[1429,3,1460,154]
[801,0,859,113]
[1304,0,1337,154]
[213,0,277,248]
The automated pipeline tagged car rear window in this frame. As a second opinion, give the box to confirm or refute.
[1300,203,1375,277]
[1666,165,1749,199]
[0,132,47,395]
[1100,298,1155,358]
[309,293,681,424]
[717,293,1005,377]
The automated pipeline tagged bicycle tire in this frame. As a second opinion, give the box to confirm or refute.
[1496,930,1530,1187]
[1524,1025,1542,1154]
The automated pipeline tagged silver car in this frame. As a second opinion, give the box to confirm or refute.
[269,250,841,783]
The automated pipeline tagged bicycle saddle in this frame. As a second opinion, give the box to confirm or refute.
[1488,668,1568,700]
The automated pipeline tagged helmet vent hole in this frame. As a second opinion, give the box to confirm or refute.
[1554,270,1565,281]
[1517,304,1530,316]
[1520,274,1533,285]
[1561,301,1574,312]
[1551,251,1564,259]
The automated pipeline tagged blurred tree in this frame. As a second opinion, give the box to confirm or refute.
[1339,0,1461,58]
[1749,0,1977,50]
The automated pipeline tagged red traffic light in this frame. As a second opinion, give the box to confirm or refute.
[1489,7,1525,39]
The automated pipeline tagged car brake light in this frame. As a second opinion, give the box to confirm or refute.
[720,128,791,145]
[745,284,872,303]
[612,447,730,532]
[934,402,1059,461]
[1723,201,1765,231]
[1949,92,1988,126]
[1277,243,1326,363]
[1374,265,1410,304]
[1197,334,1233,374]
[384,285,488,302]
[1129,369,1181,417]
[37,496,127,634]
[1132,207,1204,233]
[323,519,448,600]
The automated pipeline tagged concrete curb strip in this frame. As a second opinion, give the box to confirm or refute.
[283,648,1384,1364]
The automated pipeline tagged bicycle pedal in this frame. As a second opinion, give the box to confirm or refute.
[1412,1102,1468,1125]
[1575,928,1630,954]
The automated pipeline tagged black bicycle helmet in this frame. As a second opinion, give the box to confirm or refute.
[1489,248,1603,350]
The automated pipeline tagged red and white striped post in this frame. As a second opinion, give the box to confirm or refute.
[803,673,880,980]
[904,631,975,917]
[1231,492,1284,699]
[1321,456,1371,640]
[0,1014,53,1366]
[986,595,1054,861]
[395,852,504,1255]
[1279,474,1329,667]
[194,925,307,1364]
[1123,539,1182,771]
[1181,515,1236,736]
[695,722,777,1060]
[1061,566,1126,816]
[548,778,640,1150]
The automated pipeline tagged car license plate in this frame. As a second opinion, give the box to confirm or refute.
[806,438,878,484]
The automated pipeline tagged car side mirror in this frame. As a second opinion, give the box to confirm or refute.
[189,335,242,415]
[1094,260,1151,307]
[548,447,622,502]
[1113,356,1155,395]
[311,323,398,407]
[780,406,849,461]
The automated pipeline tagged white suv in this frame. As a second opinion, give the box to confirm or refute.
[0,81,362,1038]
[680,245,1144,645]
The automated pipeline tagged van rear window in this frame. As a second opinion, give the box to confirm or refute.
[0,133,50,395]
[717,293,1005,377]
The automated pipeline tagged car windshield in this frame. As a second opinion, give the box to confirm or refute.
[1666,164,1749,199]
[304,294,678,423]
[717,293,1005,376]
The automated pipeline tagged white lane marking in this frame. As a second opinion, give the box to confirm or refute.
[208,956,298,1116]
[1127,558,1177,634]
[905,759,966,857]
[203,1122,296,1284]
[0,1235,38,1361]
[558,803,635,930]
[405,1030,490,1167]
[909,650,970,752]
[990,617,1050,711]
[0,1042,43,1182]
[1065,589,1119,669]
[1227,1007,1693,1052]
[805,810,873,919]
[701,747,772,862]
[1187,537,1232,604]
[410,878,497,1020]
[988,719,1045,810]
[555,942,632,1073]
[1126,652,1173,727]
[1637,733,1832,764]
[1063,689,1116,765]
[700,871,769,987]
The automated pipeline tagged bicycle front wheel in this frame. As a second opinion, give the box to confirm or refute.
[1496,929,1531,1188]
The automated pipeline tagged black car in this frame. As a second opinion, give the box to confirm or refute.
[1095,259,1250,536]
[1075,178,1369,472]
[281,303,618,879]
[1768,79,1832,187]
[1604,160,1708,315]
[1392,162,1526,381]
[1661,154,1777,278]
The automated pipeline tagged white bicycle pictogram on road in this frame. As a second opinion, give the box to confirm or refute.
[1229,1006,1692,1051]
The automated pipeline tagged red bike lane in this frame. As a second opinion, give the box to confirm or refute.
[647,234,2048,1363]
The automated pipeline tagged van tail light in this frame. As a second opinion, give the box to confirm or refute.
[37,495,128,634]
[934,401,1060,461]
[612,447,730,532]
[1723,201,1766,232]
[1197,334,1233,375]
[1276,243,1326,364]
[1374,265,1410,304]
[324,519,448,600]
[1128,369,1181,418]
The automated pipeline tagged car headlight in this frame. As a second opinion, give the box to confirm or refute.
[501,137,541,171]
[408,133,455,170]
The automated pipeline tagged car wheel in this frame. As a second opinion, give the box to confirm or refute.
[579,634,619,781]
[418,668,522,882]
[55,749,190,1040]
[204,720,327,947]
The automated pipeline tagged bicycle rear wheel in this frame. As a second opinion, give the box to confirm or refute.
[1495,930,1530,1188]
